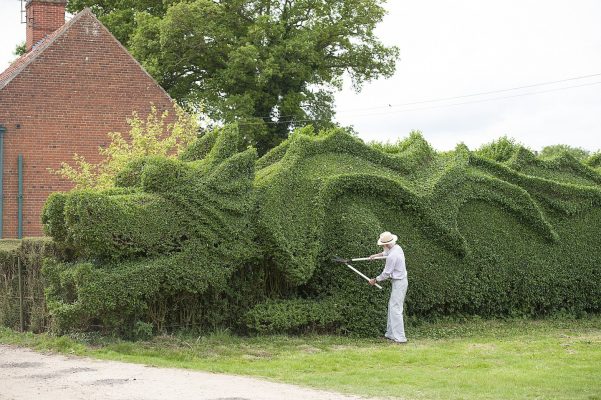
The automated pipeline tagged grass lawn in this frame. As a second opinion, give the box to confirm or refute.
[1,318,600,399]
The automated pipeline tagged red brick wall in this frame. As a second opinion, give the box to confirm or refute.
[26,0,67,52]
[0,10,175,238]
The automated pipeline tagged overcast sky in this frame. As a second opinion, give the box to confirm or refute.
[1,0,600,151]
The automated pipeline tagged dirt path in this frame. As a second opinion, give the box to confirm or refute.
[0,345,374,400]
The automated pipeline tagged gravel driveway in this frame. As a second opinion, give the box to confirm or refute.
[0,345,374,400]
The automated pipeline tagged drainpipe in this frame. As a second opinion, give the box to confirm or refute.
[0,124,5,239]
[18,154,23,239]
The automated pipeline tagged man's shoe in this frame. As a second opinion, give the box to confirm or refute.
[384,335,408,344]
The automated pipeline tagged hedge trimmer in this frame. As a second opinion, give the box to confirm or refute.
[332,255,384,290]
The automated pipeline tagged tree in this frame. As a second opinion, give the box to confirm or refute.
[67,0,176,45]
[68,0,399,154]
[13,42,27,57]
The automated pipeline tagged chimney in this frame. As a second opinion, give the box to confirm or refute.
[25,0,67,52]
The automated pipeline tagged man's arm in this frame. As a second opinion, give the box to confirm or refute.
[368,252,386,285]
[375,255,396,282]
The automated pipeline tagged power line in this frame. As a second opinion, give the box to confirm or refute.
[336,72,601,114]
[344,80,601,118]
[237,79,601,126]
[241,72,601,122]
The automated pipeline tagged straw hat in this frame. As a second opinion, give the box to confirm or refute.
[377,231,398,246]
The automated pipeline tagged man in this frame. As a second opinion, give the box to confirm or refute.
[368,231,408,343]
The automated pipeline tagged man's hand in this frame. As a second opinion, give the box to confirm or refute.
[368,254,379,260]
[368,278,377,286]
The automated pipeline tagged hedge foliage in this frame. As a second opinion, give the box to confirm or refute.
[42,125,259,335]
[41,125,601,336]
[0,238,58,333]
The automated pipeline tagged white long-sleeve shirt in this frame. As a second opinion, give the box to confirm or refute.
[376,244,407,282]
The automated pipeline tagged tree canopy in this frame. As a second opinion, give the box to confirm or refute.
[68,0,399,154]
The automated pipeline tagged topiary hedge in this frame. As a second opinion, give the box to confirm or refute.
[41,124,260,335]
[40,124,601,336]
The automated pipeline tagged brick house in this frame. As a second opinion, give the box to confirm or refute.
[0,0,175,238]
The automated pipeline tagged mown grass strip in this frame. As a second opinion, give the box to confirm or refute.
[1,318,600,399]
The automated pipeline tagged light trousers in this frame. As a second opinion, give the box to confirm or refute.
[385,278,408,342]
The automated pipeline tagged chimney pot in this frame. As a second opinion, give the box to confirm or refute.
[25,0,67,52]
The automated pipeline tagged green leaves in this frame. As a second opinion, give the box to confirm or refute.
[51,106,199,190]
[41,124,259,334]
[246,299,342,334]
[40,125,601,336]
[249,128,601,334]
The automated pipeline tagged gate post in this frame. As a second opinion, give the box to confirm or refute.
[18,256,24,332]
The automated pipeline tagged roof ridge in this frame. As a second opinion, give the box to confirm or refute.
[0,8,92,90]
[89,9,175,103]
